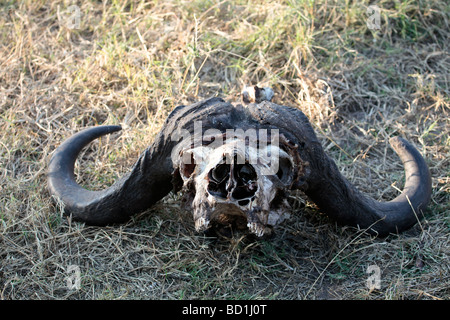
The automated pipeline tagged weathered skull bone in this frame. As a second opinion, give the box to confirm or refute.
[177,133,295,237]
[47,86,432,238]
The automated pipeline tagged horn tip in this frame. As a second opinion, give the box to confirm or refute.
[389,136,405,148]
[107,125,122,133]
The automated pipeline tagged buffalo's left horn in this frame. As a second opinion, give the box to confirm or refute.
[47,125,174,225]
[47,97,229,225]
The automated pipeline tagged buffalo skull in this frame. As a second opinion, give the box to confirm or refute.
[48,88,431,237]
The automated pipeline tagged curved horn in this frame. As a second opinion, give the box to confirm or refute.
[305,136,432,236]
[245,101,432,236]
[48,125,174,225]
[47,97,232,225]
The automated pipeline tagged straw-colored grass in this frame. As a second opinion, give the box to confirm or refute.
[1,0,448,299]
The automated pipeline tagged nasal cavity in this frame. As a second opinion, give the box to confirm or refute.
[207,163,230,198]
[231,164,258,200]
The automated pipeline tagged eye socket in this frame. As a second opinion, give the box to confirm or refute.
[236,164,256,183]
[180,153,196,178]
[276,157,293,184]
[211,164,230,183]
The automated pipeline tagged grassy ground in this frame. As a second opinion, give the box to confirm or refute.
[0,0,448,300]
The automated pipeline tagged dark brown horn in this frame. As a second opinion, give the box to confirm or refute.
[305,136,431,236]
[47,125,174,225]
[245,101,432,236]
[47,97,232,225]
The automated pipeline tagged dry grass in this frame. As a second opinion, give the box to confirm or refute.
[0,0,449,300]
